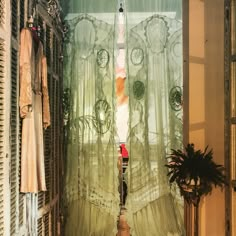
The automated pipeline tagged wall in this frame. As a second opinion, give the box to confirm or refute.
[188,0,225,235]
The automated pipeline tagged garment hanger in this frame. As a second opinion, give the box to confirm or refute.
[27,15,40,45]
[119,3,124,13]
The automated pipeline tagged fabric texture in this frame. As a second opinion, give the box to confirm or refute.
[26,193,38,236]
[63,9,120,235]
[19,28,50,193]
[125,1,185,235]
[63,0,185,235]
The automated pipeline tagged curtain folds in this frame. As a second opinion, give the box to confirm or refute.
[63,5,120,235]
[125,0,185,235]
[63,0,185,235]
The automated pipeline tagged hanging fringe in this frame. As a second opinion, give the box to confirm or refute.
[26,193,38,236]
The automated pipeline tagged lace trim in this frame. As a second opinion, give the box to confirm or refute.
[65,179,119,215]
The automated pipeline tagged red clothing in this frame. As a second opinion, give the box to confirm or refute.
[120,144,129,158]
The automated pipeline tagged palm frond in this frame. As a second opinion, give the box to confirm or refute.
[165,143,227,204]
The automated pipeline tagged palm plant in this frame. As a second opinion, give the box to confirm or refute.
[165,143,227,236]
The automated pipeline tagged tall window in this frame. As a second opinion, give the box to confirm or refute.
[116,10,128,143]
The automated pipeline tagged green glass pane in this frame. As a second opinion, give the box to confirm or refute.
[126,0,182,19]
[61,0,116,14]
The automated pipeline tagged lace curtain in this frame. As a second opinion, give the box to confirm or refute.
[63,0,185,235]
[63,2,120,235]
[125,0,185,235]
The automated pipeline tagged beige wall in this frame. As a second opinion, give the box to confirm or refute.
[188,0,225,235]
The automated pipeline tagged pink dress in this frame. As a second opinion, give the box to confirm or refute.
[19,28,50,193]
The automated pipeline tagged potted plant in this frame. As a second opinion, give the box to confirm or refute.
[165,143,227,236]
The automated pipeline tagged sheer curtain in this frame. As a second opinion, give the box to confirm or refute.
[63,1,120,235]
[63,0,185,235]
[125,0,185,235]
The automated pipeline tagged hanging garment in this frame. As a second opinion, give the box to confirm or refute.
[19,28,50,193]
